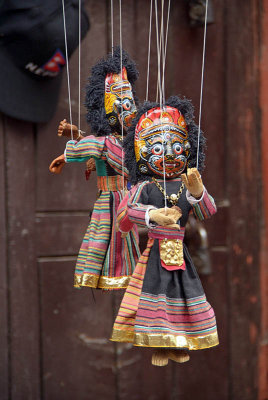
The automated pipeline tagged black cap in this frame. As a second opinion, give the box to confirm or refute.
[0,1,89,123]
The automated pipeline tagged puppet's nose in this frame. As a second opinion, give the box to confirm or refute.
[165,154,175,161]
[165,141,174,157]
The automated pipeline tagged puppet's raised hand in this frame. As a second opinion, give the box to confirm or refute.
[181,168,204,198]
[58,119,81,140]
[149,206,182,229]
[49,154,66,174]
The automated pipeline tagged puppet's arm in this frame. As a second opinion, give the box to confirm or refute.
[182,168,217,220]
[49,135,105,174]
[64,135,105,163]
[58,119,84,140]
[57,119,96,179]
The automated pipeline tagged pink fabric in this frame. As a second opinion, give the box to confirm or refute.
[160,260,186,271]
[137,307,215,323]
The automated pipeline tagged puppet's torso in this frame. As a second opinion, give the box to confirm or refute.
[65,135,140,290]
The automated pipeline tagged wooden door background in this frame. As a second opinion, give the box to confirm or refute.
[0,1,266,399]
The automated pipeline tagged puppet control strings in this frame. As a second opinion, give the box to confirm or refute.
[61,0,83,141]
[110,0,127,193]
[61,0,208,175]
[119,0,125,194]
[153,0,209,210]
[197,0,209,171]
[61,0,73,140]
[155,0,172,209]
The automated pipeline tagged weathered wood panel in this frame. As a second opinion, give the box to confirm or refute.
[260,1,268,398]
[5,117,40,400]
[226,1,261,399]
[40,260,117,400]
[0,115,9,400]
[36,213,89,256]
[170,0,226,199]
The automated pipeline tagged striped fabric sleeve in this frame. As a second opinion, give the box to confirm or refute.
[127,182,152,227]
[191,189,217,221]
[104,136,128,177]
[65,135,105,163]
[117,188,137,233]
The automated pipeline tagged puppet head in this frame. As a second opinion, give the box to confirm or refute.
[104,67,136,131]
[85,46,138,136]
[134,106,191,178]
[124,96,206,184]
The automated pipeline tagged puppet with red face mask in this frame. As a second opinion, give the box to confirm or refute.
[111,96,218,366]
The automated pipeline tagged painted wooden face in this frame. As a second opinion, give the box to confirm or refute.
[104,67,136,132]
[134,106,191,178]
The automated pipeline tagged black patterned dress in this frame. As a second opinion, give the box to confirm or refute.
[111,178,219,350]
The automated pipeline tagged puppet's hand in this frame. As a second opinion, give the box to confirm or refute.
[58,119,80,139]
[115,222,128,237]
[181,168,203,198]
[58,119,67,136]
[149,207,181,229]
[163,206,182,230]
[49,154,66,174]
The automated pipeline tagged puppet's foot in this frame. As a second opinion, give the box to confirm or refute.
[151,349,169,367]
[168,349,190,363]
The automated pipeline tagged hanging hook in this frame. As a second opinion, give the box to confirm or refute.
[188,0,214,27]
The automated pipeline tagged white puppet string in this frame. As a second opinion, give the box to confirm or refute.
[119,0,125,193]
[146,0,153,101]
[160,0,167,210]
[155,0,170,106]
[196,0,209,170]
[62,0,73,140]
[155,0,167,209]
[111,0,114,55]
[160,0,165,105]
[154,0,162,106]
[155,0,163,104]
[78,0,81,134]
[161,0,170,106]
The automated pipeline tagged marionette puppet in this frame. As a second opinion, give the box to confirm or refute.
[49,47,140,290]
[110,96,219,366]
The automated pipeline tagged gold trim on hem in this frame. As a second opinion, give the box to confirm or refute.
[98,275,130,289]
[74,274,130,289]
[74,273,99,288]
[110,329,219,350]
[110,328,134,343]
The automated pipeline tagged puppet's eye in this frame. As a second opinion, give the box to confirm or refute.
[152,144,163,155]
[173,143,183,155]
[123,99,131,110]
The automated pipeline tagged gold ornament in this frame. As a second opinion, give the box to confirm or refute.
[159,239,184,266]
[152,177,185,206]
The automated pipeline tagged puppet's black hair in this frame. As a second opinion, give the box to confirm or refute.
[85,46,139,136]
[124,96,206,185]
